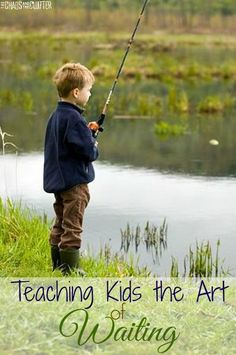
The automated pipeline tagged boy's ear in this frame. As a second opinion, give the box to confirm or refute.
[72,88,80,98]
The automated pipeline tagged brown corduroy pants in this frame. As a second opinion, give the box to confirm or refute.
[49,184,90,249]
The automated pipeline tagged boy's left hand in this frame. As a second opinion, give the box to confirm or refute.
[88,121,100,132]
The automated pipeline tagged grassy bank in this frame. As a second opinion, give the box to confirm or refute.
[0,198,149,277]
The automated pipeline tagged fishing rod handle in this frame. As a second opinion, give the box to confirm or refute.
[89,113,105,138]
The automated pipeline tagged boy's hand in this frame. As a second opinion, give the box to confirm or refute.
[88,121,100,132]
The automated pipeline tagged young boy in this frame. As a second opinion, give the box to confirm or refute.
[43,62,99,274]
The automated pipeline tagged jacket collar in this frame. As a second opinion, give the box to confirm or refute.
[57,101,85,114]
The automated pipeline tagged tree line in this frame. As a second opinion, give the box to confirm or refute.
[0,0,236,32]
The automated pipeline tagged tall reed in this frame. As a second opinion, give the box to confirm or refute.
[170,240,228,277]
[0,126,17,155]
[120,219,168,263]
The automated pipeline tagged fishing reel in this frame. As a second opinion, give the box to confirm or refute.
[90,124,104,138]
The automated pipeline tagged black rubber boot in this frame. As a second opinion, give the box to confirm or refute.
[50,245,61,271]
[60,248,84,276]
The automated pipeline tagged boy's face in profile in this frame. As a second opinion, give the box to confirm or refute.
[73,83,93,107]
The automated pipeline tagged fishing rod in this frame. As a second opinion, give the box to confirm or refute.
[90,0,149,137]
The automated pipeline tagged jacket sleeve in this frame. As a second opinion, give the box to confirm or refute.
[65,117,99,162]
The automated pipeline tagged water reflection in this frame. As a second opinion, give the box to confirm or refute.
[0,108,235,177]
[97,113,236,176]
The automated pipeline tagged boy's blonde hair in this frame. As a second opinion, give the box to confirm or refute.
[53,62,95,98]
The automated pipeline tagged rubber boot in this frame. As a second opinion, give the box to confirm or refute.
[59,248,84,276]
[50,245,61,271]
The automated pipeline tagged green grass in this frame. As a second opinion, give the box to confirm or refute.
[1,277,236,354]
[0,198,150,277]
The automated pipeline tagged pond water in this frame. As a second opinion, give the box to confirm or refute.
[0,153,235,275]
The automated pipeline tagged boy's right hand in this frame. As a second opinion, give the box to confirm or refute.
[87,121,100,132]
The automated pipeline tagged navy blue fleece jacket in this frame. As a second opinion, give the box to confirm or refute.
[43,101,98,193]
